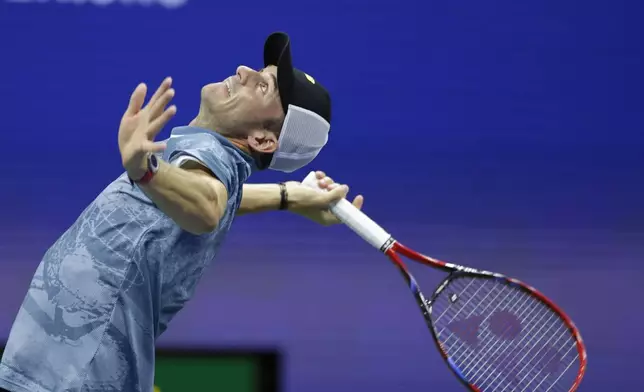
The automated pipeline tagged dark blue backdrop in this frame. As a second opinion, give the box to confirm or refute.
[1,0,642,391]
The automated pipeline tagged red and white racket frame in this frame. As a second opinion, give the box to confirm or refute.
[302,171,587,391]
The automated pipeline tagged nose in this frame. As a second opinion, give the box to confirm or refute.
[236,65,261,85]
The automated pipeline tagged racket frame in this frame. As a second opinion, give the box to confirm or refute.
[382,239,587,392]
[301,171,587,391]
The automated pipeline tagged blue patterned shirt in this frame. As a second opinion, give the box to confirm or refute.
[0,127,256,392]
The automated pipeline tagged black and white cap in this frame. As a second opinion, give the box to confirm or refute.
[263,32,332,173]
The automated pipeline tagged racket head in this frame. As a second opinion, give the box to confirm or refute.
[386,248,586,392]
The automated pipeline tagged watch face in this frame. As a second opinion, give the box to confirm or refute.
[149,154,159,171]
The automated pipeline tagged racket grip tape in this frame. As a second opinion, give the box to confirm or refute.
[301,171,392,250]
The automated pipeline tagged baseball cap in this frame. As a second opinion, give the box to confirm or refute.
[262,32,332,173]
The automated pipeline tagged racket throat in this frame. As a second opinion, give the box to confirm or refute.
[379,237,396,253]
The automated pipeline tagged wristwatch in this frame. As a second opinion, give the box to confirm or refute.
[131,154,159,185]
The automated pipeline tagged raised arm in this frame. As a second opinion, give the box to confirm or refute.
[118,78,228,235]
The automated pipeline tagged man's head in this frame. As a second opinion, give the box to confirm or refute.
[194,32,332,172]
[199,65,284,156]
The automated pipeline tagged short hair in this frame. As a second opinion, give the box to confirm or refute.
[262,116,284,135]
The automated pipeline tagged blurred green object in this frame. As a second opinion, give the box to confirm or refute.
[154,356,254,391]
[154,348,280,392]
[0,345,280,391]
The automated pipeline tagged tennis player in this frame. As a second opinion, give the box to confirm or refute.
[0,32,362,392]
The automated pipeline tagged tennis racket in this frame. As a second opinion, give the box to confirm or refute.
[302,172,587,392]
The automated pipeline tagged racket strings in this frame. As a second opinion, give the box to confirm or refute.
[465,295,553,380]
[496,320,578,392]
[446,293,574,392]
[450,284,578,392]
[440,283,537,381]
[461,291,536,376]
[457,292,577,392]
[431,277,581,392]
[491,314,576,392]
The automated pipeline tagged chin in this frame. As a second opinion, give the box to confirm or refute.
[205,83,230,104]
[201,83,217,98]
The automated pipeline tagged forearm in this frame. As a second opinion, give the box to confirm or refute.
[139,160,223,234]
[237,183,282,216]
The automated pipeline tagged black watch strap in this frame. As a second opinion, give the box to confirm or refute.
[278,182,288,210]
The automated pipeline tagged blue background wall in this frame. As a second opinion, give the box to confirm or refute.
[0,0,642,390]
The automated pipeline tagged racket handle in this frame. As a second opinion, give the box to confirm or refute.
[301,171,392,251]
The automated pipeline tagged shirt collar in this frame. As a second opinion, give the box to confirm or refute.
[169,126,259,172]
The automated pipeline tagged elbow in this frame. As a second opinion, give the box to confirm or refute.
[182,177,227,235]
[184,220,218,236]
[201,208,222,233]
[185,205,222,235]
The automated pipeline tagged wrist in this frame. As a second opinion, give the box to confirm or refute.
[127,168,146,182]
[128,154,159,184]
[282,182,308,211]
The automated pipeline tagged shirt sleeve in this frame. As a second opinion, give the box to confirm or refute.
[162,133,237,197]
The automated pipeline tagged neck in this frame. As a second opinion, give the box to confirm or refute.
[189,116,251,154]
[189,115,211,130]
[228,138,250,154]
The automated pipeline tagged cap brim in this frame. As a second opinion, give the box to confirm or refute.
[264,32,295,115]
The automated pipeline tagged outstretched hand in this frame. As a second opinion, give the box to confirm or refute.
[286,171,364,226]
[118,77,177,180]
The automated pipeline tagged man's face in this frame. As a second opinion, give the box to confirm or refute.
[200,65,284,137]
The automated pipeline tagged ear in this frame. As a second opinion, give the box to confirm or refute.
[247,129,278,154]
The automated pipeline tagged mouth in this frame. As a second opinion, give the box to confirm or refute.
[224,78,232,97]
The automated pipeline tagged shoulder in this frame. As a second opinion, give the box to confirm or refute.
[163,130,243,196]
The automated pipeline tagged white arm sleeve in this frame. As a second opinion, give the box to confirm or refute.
[171,155,204,168]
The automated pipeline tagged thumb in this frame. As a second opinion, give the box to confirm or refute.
[324,184,349,203]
